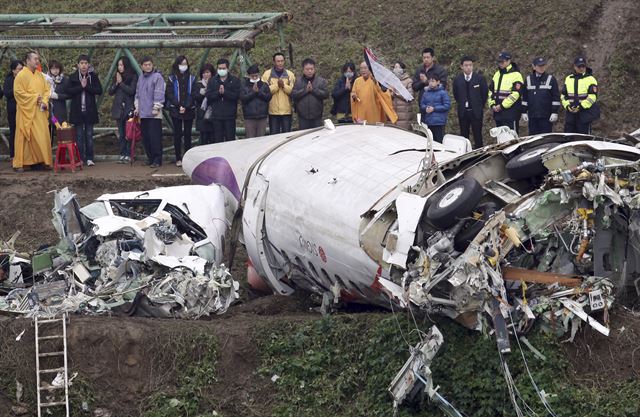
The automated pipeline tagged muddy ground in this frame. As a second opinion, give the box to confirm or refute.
[1,158,640,416]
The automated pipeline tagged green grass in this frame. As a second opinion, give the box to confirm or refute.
[141,332,220,417]
[256,313,640,417]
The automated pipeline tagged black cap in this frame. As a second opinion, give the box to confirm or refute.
[497,51,511,62]
[532,57,547,66]
[574,56,587,66]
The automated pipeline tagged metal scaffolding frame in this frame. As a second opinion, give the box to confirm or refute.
[0,13,291,139]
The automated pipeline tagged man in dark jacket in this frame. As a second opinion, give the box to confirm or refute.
[67,54,103,165]
[452,56,488,149]
[412,48,448,104]
[240,65,272,138]
[521,57,560,135]
[206,58,241,142]
[291,58,329,129]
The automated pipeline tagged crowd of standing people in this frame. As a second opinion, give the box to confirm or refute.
[2,47,601,172]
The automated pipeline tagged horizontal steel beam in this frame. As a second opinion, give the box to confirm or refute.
[0,36,256,49]
[0,13,290,23]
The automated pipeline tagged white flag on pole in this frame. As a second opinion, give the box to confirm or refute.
[364,47,414,102]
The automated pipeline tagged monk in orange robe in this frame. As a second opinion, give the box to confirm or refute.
[13,51,52,171]
[350,61,397,124]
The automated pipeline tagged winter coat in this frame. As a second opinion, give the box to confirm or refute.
[412,63,448,102]
[193,79,213,132]
[240,79,272,119]
[109,73,137,120]
[135,70,165,119]
[420,85,451,126]
[165,72,196,120]
[49,74,70,123]
[205,74,241,120]
[261,68,295,115]
[291,74,329,120]
[330,75,356,118]
[522,72,560,119]
[2,73,16,115]
[67,69,103,125]
[391,72,414,129]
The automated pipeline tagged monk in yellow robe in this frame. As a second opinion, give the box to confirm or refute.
[13,51,52,171]
[350,61,397,124]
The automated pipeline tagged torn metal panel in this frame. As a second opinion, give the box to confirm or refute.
[0,186,237,319]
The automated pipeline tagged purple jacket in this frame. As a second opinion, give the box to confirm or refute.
[135,70,165,119]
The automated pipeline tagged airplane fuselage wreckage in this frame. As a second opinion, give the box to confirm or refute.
[183,122,640,416]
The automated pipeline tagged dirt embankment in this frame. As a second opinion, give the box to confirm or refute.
[1,141,640,416]
[0,294,319,417]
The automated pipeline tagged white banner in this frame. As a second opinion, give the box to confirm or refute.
[364,48,414,102]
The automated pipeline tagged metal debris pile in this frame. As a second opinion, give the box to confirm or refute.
[390,138,640,415]
[0,186,238,318]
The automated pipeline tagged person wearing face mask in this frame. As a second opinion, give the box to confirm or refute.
[330,61,356,123]
[3,60,23,161]
[134,56,165,168]
[291,58,329,130]
[193,63,215,145]
[390,61,413,130]
[109,57,138,163]
[166,56,196,166]
[206,58,241,142]
[240,64,272,138]
[67,54,103,166]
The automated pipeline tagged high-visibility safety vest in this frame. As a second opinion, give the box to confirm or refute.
[487,64,524,109]
[561,70,598,110]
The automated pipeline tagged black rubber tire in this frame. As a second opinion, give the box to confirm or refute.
[506,142,561,180]
[453,202,498,252]
[426,177,484,229]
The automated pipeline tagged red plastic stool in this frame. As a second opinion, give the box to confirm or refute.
[54,127,83,173]
[54,140,83,172]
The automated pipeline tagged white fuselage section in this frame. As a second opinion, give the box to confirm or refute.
[183,125,461,303]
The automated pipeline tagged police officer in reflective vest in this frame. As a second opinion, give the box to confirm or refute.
[521,57,560,135]
[561,57,600,134]
[488,51,524,133]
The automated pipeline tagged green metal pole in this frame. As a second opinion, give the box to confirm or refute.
[122,48,142,75]
[87,48,95,61]
[228,49,240,73]
[277,23,286,52]
[97,48,123,108]
[198,48,211,73]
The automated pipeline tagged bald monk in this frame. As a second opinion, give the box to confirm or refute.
[13,51,52,172]
[350,61,397,124]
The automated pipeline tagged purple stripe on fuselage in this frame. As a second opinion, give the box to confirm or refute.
[191,157,241,200]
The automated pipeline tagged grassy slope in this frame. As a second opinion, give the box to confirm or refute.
[1,2,640,416]
[1,0,638,139]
